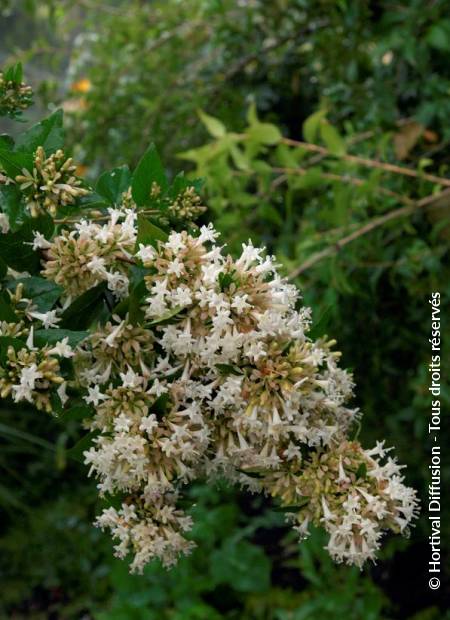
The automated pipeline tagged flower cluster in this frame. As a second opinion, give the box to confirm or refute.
[274,440,419,567]
[0,164,418,573]
[95,492,194,573]
[42,208,136,298]
[0,68,33,118]
[167,186,206,222]
[31,211,417,573]
[15,147,90,217]
[0,283,73,411]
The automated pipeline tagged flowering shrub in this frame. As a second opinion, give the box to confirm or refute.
[0,67,419,575]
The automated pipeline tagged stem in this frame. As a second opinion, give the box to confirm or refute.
[280,137,450,187]
[288,189,450,279]
[271,167,415,206]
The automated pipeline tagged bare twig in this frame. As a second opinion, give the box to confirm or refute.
[288,189,450,279]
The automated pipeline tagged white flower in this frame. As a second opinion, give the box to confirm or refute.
[29,309,61,329]
[136,243,156,264]
[198,223,219,243]
[48,337,74,358]
[236,241,262,269]
[84,385,107,406]
[149,378,168,397]
[114,413,132,433]
[87,256,107,276]
[12,363,43,402]
[231,294,250,314]
[31,231,51,249]
[166,232,185,253]
[171,286,192,307]
[167,258,184,277]
[139,414,158,436]
[120,368,141,388]
[12,383,34,403]
[283,442,301,461]
[21,364,43,388]
[365,441,392,460]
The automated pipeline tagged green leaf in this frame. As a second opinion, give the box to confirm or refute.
[8,277,62,312]
[215,363,243,376]
[96,165,131,204]
[168,171,203,200]
[230,145,250,170]
[274,498,310,512]
[66,430,99,463]
[130,277,147,326]
[34,328,89,348]
[320,122,346,156]
[0,336,24,363]
[302,109,327,143]
[198,109,226,138]
[308,305,334,339]
[289,167,323,190]
[246,101,259,126]
[355,462,367,480]
[210,540,271,593]
[4,63,23,84]
[149,304,184,325]
[15,109,64,155]
[0,215,53,273]
[60,282,108,329]
[236,468,264,479]
[114,265,150,323]
[259,203,283,226]
[0,184,26,231]
[0,422,55,451]
[0,292,17,322]
[56,404,94,423]
[136,215,168,248]
[131,143,168,205]
[0,149,33,177]
[77,191,108,211]
[247,122,282,145]
[0,134,14,150]
[427,21,450,52]
[150,392,170,418]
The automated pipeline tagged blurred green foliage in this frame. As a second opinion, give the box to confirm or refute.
[0,1,449,618]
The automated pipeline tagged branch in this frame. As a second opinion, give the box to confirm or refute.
[280,138,450,187]
[288,189,450,279]
[271,167,415,206]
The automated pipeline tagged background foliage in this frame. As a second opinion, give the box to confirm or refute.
[0,1,449,618]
